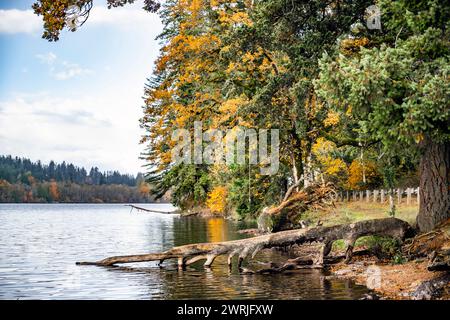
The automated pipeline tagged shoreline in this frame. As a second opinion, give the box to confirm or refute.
[327,256,449,300]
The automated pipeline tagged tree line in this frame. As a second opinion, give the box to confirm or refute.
[0,155,138,186]
[0,155,155,203]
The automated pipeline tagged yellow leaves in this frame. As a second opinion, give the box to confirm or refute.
[324,110,340,127]
[312,137,335,154]
[189,0,202,14]
[258,57,273,74]
[339,37,370,55]
[218,10,253,27]
[325,158,347,175]
[210,0,220,7]
[414,133,424,144]
[346,159,380,190]
[206,186,228,214]
[220,45,231,54]
[242,48,263,63]
[346,105,353,116]
[312,137,347,177]
[226,61,237,74]
[219,97,243,114]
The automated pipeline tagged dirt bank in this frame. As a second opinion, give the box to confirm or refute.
[328,256,449,299]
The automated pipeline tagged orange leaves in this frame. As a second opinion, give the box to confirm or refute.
[138,182,151,195]
[49,179,59,201]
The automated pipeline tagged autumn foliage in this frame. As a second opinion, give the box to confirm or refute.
[206,186,228,214]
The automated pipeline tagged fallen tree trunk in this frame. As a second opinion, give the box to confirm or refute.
[257,183,336,232]
[76,217,412,268]
[126,204,177,214]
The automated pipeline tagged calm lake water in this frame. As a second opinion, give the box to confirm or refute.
[0,204,371,299]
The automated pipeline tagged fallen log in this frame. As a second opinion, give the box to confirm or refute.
[126,204,177,214]
[76,217,412,268]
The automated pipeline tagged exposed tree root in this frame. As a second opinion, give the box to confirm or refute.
[404,218,450,271]
[257,183,336,232]
[76,218,412,269]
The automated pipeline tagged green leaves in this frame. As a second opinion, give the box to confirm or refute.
[316,29,449,146]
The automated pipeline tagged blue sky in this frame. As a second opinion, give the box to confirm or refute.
[0,0,163,174]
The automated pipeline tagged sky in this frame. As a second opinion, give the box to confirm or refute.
[0,0,163,175]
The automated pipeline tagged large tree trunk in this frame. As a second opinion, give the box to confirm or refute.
[417,139,450,232]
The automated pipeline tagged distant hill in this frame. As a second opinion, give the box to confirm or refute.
[0,155,155,203]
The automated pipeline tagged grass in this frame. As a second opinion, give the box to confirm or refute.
[302,201,419,260]
[303,201,418,227]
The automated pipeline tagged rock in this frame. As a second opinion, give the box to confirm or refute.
[411,275,449,300]
[359,293,380,300]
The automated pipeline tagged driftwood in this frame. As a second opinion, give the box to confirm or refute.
[257,183,336,232]
[76,217,412,268]
[126,204,177,214]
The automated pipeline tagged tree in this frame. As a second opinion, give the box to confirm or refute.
[315,0,449,231]
[49,179,60,202]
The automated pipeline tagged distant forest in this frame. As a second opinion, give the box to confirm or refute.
[0,155,156,203]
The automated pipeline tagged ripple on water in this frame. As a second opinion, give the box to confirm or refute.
[0,204,371,299]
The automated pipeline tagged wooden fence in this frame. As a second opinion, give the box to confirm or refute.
[335,187,420,205]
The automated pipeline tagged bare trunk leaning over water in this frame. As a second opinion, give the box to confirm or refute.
[77,218,412,269]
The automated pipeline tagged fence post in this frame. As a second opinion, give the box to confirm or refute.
[397,188,402,205]
[380,189,385,203]
[366,190,370,203]
[389,189,395,216]
[359,191,363,202]
[346,190,349,202]
[416,187,420,205]
[353,191,357,202]
[406,188,411,205]
[373,190,378,202]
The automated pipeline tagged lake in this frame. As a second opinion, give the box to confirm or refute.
[0,203,371,299]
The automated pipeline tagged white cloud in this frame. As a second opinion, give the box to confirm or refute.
[0,1,161,174]
[0,9,41,34]
[0,92,145,174]
[53,61,93,80]
[36,52,57,65]
[36,52,93,80]
[0,4,160,35]
[88,6,157,29]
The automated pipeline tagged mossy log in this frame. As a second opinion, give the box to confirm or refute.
[76,217,412,268]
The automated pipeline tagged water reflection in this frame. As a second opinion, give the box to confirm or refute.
[0,204,370,299]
